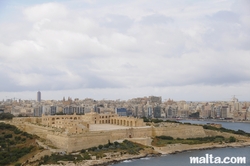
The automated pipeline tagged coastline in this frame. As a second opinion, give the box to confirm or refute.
[40,140,250,166]
[153,141,250,155]
[97,141,250,166]
[177,118,250,124]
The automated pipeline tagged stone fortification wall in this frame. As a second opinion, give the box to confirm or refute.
[12,122,206,152]
[153,124,206,138]
[49,127,153,152]
[25,123,54,139]
[12,117,42,124]
[15,122,53,139]
[44,125,206,152]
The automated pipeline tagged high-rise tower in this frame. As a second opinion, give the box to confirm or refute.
[37,91,41,102]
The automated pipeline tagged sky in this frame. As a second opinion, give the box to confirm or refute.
[0,0,250,101]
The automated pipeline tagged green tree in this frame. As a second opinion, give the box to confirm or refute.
[0,113,14,120]
[98,145,103,149]
[229,136,236,142]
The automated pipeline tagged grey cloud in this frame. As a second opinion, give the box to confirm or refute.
[121,62,137,69]
[1,0,250,100]
[155,66,250,87]
[200,10,249,51]
[0,71,122,92]
[209,10,239,23]
[199,74,250,86]
[100,14,134,32]
[84,74,123,89]
[0,59,123,92]
[139,14,173,25]
[0,71,22,92]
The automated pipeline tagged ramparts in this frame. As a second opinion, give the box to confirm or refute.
[11,120,206,152]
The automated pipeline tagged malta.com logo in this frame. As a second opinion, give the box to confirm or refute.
[190,154,246,164]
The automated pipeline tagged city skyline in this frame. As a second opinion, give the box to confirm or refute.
[1,92,248,102]
[0,0,250,101]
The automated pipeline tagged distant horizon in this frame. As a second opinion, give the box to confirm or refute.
[1,90,248,102]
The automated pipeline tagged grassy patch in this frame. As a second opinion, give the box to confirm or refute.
[203,125,250,137]
[40,140,146,164]
[39,154,84,165]
[152,135,236,147]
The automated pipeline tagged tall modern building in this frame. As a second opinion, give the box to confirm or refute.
[37,91,41,102]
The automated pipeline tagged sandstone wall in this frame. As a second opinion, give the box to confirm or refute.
[18,122,53,139]
[11,122,207,152]
[54,128,153,152]
[153,124,206,138]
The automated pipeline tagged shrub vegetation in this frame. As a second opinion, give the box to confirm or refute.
[0,123,36,165]
[152,135,236,147]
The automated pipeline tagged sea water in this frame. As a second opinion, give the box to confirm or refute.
[113,121,250,166]
[113,146,250,166]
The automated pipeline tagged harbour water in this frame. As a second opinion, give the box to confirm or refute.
[113,146,250,166]
[113,120,250,166]
[179,119,250,133]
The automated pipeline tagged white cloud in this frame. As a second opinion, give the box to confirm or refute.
[0,0,250,101]
[23,3,68,21]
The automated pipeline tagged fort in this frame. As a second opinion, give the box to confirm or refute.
[11,112,206,152]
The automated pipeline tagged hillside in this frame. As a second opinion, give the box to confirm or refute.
[0,122,40,166]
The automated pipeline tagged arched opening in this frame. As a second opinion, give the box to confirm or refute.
[130,121,132,127]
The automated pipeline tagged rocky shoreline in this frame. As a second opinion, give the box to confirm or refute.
[153,139,250,154]
[40,140,250,166]
[90,143,250,166]
[39,129,250,166]
[168,142,250,155]
[100,142,250,166]
[92,153,161,166]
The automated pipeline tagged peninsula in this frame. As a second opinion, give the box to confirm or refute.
[1,112,249,166]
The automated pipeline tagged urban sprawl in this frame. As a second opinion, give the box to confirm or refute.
[1,92,249,121]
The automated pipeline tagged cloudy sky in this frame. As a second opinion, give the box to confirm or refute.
[0,0,250,101]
